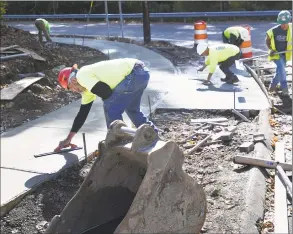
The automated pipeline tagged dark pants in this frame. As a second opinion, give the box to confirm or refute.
[35,20,51,42]
[218,52,241,78]
[103,62,158,132]
[222,32,243,47]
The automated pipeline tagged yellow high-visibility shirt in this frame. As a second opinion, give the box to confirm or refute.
[37,18,51,34]
[76,58,138,104]
[205,44,240,73]
[223,26,246,39]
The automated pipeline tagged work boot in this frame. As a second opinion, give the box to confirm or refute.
[281,87,289,96]
[223,75,239,84]
[268,85,277,93]
[221,77,229,82]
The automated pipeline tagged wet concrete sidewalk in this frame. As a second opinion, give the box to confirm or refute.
[0,37,270,216]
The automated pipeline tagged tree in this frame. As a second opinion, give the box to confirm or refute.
[0,0,6,19]
[142,1,151,44]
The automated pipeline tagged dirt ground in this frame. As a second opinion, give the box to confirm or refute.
[0,109,260,234]
[1,25,292,234]
[0,25,108,133]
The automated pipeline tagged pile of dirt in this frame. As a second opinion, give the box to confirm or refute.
[0,25,108,132]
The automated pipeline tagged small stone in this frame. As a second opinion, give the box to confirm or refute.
[221,132,233,141]
[211,188,220,197]
[36,221,49,230]
[239,142,254,153]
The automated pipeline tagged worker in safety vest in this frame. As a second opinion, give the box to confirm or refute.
[197,43,241,85]
[35,18,52,43]
[222,26,250,47]
[55,58,158,150]
[266,10,292,96]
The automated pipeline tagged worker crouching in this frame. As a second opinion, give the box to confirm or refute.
[197,43,241,85]
[266,10,292,96]
[35,18,52,43]
[222,26,250,48]
[56,58,158,149]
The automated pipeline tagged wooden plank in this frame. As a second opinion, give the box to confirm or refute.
[190,117,228,124]
[0,50,22,54]
[0,45,19,52]
[1,77,44,100]
[274,142,289,233]
[15,47,46,62]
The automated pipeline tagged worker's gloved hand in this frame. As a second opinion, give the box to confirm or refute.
[55,138,71,152]
[270,50,277,56]
[202,80,212,85]
[198,67,205,72]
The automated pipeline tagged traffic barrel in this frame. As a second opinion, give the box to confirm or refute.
[239,25,253,58]
[194,20,208,45]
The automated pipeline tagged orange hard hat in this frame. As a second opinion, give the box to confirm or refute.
[58,64,78,89]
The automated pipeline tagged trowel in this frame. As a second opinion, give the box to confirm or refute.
[34,143,82,158]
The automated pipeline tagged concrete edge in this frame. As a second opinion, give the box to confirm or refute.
[244,64,272,108]
[0,150,98,218]
[240,108,274,233]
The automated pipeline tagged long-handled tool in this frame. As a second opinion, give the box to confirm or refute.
[34,143,82,158]
[235,50,290,69]
[233,155,292,198]
[233,155,292,171]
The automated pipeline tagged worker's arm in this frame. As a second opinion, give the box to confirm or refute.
[265,34,272,50]
[198,64,207,72]
[229,34,238,45]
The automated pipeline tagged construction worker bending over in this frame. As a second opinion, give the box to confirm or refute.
[266,10,292,96]
[222,26,250,47]
[35,18,52,43]
[197,43,241,85]
[56,58,158,149]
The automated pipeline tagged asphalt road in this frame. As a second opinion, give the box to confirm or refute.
[6,20,277,55]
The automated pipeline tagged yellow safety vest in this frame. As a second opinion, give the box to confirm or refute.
[224,26,244,39]
[266,23,292,62]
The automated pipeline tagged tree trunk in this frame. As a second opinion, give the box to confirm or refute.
[142,1,151,44]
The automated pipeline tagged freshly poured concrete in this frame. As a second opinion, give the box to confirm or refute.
[1,37,270,212]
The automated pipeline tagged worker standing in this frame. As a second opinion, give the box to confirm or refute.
[197,43,241,85]
[35,18,52,43]
[55,58,158,150]
[266,10,292,96]
[222,26,250,47]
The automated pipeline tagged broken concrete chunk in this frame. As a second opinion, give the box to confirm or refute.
[253,133,266,143]
[239,142,254,153]
[221,132,233,141]
[226,126,237,133]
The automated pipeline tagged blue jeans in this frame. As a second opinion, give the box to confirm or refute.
[103,63,158,132]
[271,55,287,89]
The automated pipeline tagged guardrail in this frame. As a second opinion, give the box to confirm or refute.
[3,10,292,20]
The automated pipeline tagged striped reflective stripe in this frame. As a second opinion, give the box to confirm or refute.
[194,25,206,30]
[241,40,252,47]
[195,39,208,43]
[194,29,207,34]
[194,34,208,40]
[241,47,252,54]
[242,51,253,58]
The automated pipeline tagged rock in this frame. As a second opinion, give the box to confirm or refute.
[5,102,14,108]
[213,126,222,133]
[211,188,220,197]
[239,142,254,153]
[221,132,233,141]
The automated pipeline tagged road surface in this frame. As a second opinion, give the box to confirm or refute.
[6,20,276,55]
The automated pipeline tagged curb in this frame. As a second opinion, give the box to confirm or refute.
[0,151,98,218]
[240,108,273,233]
[239,64,274,233]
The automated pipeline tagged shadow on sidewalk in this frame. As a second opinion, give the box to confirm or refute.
[24,152,80,189]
